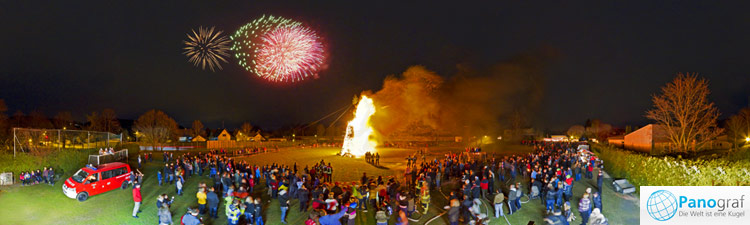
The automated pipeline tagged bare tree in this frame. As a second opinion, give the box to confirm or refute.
[86,111,102,131]
[53,111,74,130]
[190,120,206,137]
[134,109,178,150]
[53,111,74,148]
[566,125,585,138]
[28,110,53,129]
[235,122,253,141]
[101,108,122,134]
[646,73,722,153]
[240,122,253,135]
[510,110,525,139]
[0,100,8,148]
[12,110,26,128]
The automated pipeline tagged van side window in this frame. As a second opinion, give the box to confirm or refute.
[102,170,114,180]
[118,168,127,176]
[87,173,99,183]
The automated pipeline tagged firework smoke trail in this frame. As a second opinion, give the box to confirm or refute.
[255,26,325,82]
[230,15,302,76]
[183,26,231,71]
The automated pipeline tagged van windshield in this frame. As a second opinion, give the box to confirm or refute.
[71,169,89,183]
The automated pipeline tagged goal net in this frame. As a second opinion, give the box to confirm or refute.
[13,128,121,157]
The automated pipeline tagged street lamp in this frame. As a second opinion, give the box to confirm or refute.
[745,137,750,142]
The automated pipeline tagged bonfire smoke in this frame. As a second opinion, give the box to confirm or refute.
[368,50,555,139]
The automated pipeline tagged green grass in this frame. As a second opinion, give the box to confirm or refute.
[0,143,640,224]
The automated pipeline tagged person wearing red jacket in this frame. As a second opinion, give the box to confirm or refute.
[132,184,142,218]
[480,178,489,199]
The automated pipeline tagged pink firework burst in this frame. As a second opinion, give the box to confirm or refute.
[255,26,325,82]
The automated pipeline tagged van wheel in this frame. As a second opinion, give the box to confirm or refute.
[76,192,89,202]
[121,182,128,190]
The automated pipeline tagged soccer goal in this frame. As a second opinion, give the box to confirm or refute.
[12,128,122,158]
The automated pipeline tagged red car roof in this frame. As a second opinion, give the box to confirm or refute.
[81,162,129,173]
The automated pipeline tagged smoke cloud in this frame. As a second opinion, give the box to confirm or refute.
[367,49,556,138]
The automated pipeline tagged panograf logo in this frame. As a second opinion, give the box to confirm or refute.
[646,190,679,221]
[640,186,750,225]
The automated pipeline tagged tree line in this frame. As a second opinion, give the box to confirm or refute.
[567,73,750,154]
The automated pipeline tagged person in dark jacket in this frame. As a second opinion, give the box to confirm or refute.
[593,191,603,213]
[221,174,232,196]
[279,189,290,224]
[471,182,481,200]
[543,209,569,225]
[462,195,473,223]
[545,184,556,213]
[597,169,604,192]
[299,185,310,212]
[244,196,255,223]
[448,199,460,225]
[206,187,220,219]
[254,198,264,225]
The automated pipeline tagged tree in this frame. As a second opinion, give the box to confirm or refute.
[28,110,53,129]
[726,108,750,149]
[190,120,206,137]
[510,110,525,139]
[134,109,178,150]
[53,111,74,148]
[86,111,102,131]
[566,125,585,138]
[0,100,8,148]
[240,122,254,135]
[53,111,74,130]
[101,108,122,134]
[646,73,722,153]
[12,110,26,128]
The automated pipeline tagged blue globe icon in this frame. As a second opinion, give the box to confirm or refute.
[647,190,678,221]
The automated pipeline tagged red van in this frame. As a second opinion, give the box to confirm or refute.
[62,162,132,201]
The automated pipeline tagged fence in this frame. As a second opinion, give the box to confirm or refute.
[13,128,121,158]
[87,149,128,166]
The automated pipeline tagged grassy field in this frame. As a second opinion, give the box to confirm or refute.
[0,143,639,224]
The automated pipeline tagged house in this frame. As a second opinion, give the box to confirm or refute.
[192,135,206,142]
[607,135,625,148]
[253,133,265,142]
[624,124,670,153]
[217,129,232,141]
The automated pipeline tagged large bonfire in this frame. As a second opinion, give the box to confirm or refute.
[341,95,377,157]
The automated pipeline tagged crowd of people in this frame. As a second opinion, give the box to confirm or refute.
[98,147,116,155]
[127,140,609,225]
[364,152,380,165]
[18,167,55,186]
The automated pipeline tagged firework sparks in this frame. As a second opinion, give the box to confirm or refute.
[183,26,231,71]
[255,26,325,82]
[230,15,301,76]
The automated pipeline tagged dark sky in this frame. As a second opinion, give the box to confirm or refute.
[1,1,749,131]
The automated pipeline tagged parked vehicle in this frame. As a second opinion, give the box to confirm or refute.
[62,162,131,201]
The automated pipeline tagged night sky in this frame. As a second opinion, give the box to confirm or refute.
[1,1,749,131]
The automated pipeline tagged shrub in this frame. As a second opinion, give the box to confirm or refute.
[594,144,750,193]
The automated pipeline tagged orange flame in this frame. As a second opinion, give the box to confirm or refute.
[341,95,377,157]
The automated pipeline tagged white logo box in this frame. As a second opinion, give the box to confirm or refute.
[640,186,750,225]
